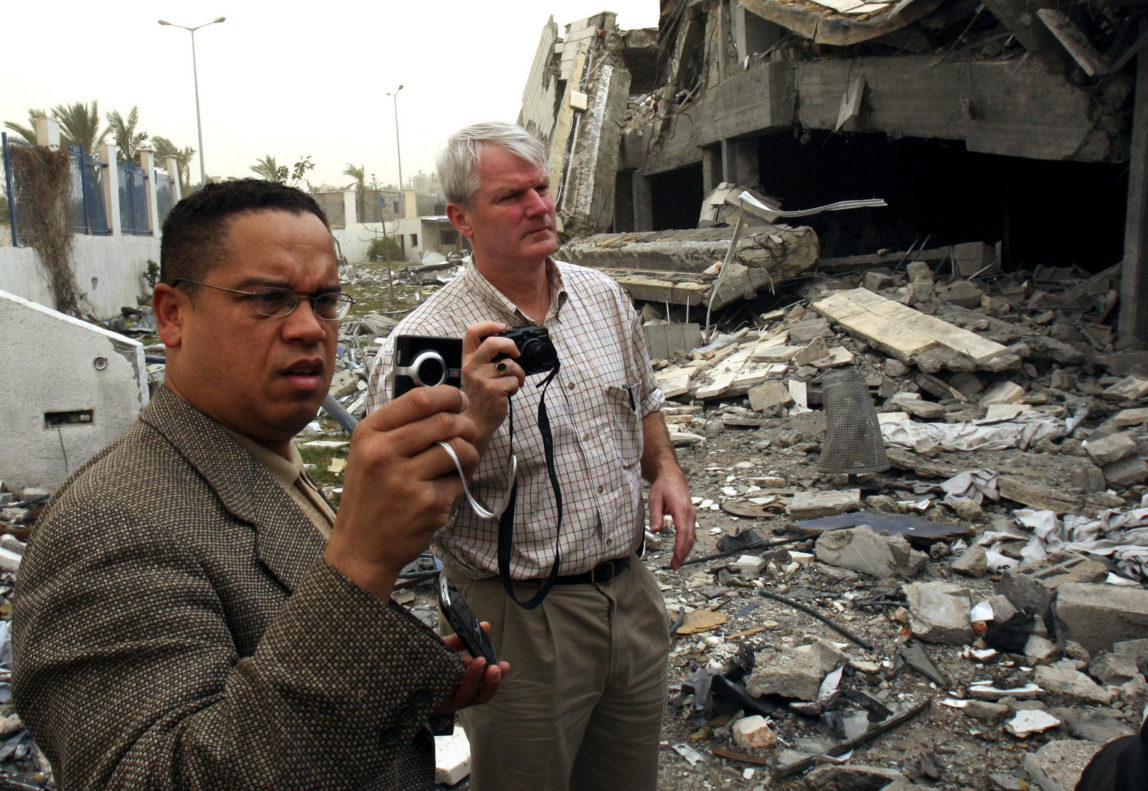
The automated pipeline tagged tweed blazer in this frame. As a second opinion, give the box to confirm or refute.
[12,387,463,790]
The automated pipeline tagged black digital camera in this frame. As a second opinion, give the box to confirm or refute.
[491,325,559,376]
[392,335,463,398]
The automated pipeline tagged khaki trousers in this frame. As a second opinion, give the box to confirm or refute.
[448,559,670,791]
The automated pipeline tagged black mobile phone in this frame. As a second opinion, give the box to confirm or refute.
[392,335,463,398]
[438,575,498,664]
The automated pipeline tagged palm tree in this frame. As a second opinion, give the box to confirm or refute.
[250,155,286,183]
[344,163,366,222]
[152,136,196,196]
[50,101,108,155]
[106,107,149,164]
[3,109,47,145]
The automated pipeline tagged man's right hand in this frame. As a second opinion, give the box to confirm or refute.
[324,385,478,600]
[461,321,525,453]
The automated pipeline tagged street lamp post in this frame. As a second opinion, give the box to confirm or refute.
[386,84,404,214]
[158,16,226,187]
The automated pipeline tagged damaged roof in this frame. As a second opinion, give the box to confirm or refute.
[737,0,946,45]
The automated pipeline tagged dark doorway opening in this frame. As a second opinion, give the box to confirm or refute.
[650,163,703,231]
[756,129,1127,272]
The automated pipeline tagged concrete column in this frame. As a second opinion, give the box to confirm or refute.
[98,144,122,237]
[139,148,160,236]
[163,155,182,201]
[1119,29,1148,348]
[403,189,417,220]
[343,189,357,228]
[33,118,61,149]
[721,139,760,187]
[702,146,722,192]
[633,172,653,232]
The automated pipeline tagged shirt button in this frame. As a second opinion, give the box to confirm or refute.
[568,382,575,390]
[381,727,401,746]
[410,689,432,706]
[397,705,416,723]
[582,431,591,441]
[597,485,604,494]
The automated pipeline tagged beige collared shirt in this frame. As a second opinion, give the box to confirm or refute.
[225,428,336,540]
[366,259,664,580]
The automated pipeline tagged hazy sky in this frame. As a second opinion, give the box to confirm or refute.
[3,1,659,190]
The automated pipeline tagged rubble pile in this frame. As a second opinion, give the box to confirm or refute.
[3,250,1148,789]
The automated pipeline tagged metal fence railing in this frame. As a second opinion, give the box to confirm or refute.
[68,143,110,236]
[155,170,175,227]
[2,133,23,246]
[118,158,149,235]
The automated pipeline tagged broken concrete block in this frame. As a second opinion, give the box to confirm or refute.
[890,392,946,420]
[937,280,985,308]
[907,582,973,644]
[951,545,989,577]
[997,476,1080,514]
[731,715,778,749]
[786,489,861,519]
[434,728,471,786]
[748,381,793,413]
[862,271,893,292]
[999,554,1108,626]
[1102,455,1148,487]
[789,317,833,343]
[1088,653,1141,686]
[1102,375,1148,401]
[964,699,1009,725]
[1113,407,1148,428]
[1025,635,1060,664]
[747,638,845,702]
[1023,740,1098,791]
[1055,582,1148,655]
[884,358,910,378]
[732,554,766,577]
[906,261,933,284]
[1084,432,1138,466]
[979,381,1026,406]
[1005,709,1062,738]
[793,336,830,365]
[802,765,910,789]
[1034,662,1115,705]
[952,242,997,278]
[814,524,926,579]
[644,323,703,361]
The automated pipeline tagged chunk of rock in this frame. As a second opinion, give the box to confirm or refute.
[747,638,846,702]
[814,525,926,579]
[803,764,909,790]
[1055,582,1148,655]
[952,545,989,577]
[1034,662,1116,705]
[1088,652,1141,686]
[1023,739,1098,791]
[731,715,778,749]
[787,489,861,519]
[907,582,973,644]
[963,700,1009,725]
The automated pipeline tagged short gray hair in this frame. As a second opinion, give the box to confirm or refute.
[436,122,548,206]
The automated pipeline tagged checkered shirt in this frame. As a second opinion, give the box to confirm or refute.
[366,259,664,580]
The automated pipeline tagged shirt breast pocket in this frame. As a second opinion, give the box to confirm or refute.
[606,384,642,468]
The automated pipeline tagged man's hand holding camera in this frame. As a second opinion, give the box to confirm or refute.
[324,385,479,600]
[462,321,525,453]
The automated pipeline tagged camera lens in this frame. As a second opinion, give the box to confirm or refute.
[520,338,558,372]
[410,351,446,387]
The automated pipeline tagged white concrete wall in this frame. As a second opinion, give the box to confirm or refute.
[0,235,159,318]
[331,221,401,264]
[0,289,149,493]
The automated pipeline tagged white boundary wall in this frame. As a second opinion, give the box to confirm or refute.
[0,235,158,318]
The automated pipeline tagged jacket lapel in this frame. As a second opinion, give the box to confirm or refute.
[142,388,326,593]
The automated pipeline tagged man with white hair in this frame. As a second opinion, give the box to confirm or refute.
[367,122,696,790]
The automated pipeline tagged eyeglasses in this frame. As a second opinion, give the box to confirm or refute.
[173,279,355,321]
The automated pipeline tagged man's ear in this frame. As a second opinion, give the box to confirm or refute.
[447,203,475,240]
[153,283,187,349]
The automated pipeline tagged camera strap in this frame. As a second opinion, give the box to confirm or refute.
[498,362,563,610]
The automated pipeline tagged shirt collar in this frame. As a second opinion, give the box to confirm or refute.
[462,257,568,324]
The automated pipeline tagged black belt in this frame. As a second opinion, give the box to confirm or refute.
[548,556,630,585]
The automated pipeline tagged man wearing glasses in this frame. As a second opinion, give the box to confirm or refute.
[12,179,507,790]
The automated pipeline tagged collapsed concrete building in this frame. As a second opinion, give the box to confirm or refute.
[518,1,1148,342]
